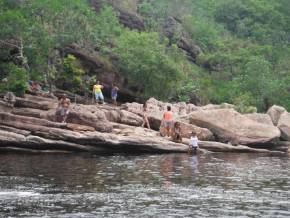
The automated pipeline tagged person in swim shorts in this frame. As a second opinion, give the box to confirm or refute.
[93,81,104,104]
[56,94,70,123]
[111,83,119,107]
[162,105,173,137]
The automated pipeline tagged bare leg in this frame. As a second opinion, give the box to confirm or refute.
[146,118,150,129]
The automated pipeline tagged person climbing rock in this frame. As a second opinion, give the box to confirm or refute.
[111,83,119,107]
[141,102,150,129]
[93,81,104,104]
[55,94,70,123]
[162,105,173,137]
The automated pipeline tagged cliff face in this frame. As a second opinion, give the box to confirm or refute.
[75,0,203,103]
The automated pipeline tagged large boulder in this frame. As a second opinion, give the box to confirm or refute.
[98,105,143,126]
[179,122,214,140]
[267,105,286,126]
[121,98,213,140]
[277,112,290,141]
[68,104,113,132]
[121,98,199,120]
[244,113,273,126]
[188,109,281,145]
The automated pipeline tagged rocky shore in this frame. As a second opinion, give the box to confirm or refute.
[0,93,289,154]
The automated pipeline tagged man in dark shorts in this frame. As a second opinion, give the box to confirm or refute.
[111,83,119,107]
[56,94,71,123]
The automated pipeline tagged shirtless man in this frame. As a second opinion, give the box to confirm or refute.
[56,94,70,123]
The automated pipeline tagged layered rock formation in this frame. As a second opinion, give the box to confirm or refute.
[0,94,289,154]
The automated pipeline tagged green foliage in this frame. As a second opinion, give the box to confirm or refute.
[0,0,289,112]
[0,63,28,96]
[214,0,289,44]
[58,54,85,93]
[113,31,184,99]
[177,80,199,103]
[232,92,257,114]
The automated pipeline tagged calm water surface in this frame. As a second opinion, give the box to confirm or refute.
[0,152,289,217]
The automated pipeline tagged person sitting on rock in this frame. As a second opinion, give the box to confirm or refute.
[172,121,182,142]
[93,81,104,104]
[56,94,70,123]
[162,105,173,137]
[3,92,16,107]
[111,83,119,107]
[188,131,199,154]
[141,102,150,129]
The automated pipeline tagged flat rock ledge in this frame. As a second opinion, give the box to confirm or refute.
[0,95,289,154]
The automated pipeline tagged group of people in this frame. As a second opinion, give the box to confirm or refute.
[55,81,119,123]
[142,104,199,153]
[54,80,198,153]
[93,81,119,107]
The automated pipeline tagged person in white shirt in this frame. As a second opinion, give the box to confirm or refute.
[189,131,198,154]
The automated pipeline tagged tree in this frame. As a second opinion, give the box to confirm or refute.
[113,31,184,99]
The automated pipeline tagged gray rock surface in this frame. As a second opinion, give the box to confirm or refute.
[267,105,286,126]
[188,109,281,145]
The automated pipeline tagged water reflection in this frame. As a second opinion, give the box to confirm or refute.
[0,153,289,217]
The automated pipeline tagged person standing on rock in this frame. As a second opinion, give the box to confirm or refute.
[111,83,119,107]
[3,92,16,107]
[56,94,71,123]
[141,102,151,129]
[163,106,173,137]
[93,81,104,104]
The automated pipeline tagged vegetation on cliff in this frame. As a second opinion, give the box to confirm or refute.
[0,0,289,111]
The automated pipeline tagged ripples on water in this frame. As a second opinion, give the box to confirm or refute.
[0,152,289,217]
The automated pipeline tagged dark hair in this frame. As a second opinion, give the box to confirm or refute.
[167,106,171,111]
[191,131,196,136]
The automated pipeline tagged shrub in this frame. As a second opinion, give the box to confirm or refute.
[0,63,28,96]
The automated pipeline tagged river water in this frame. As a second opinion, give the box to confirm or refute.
[0,152,289,217]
